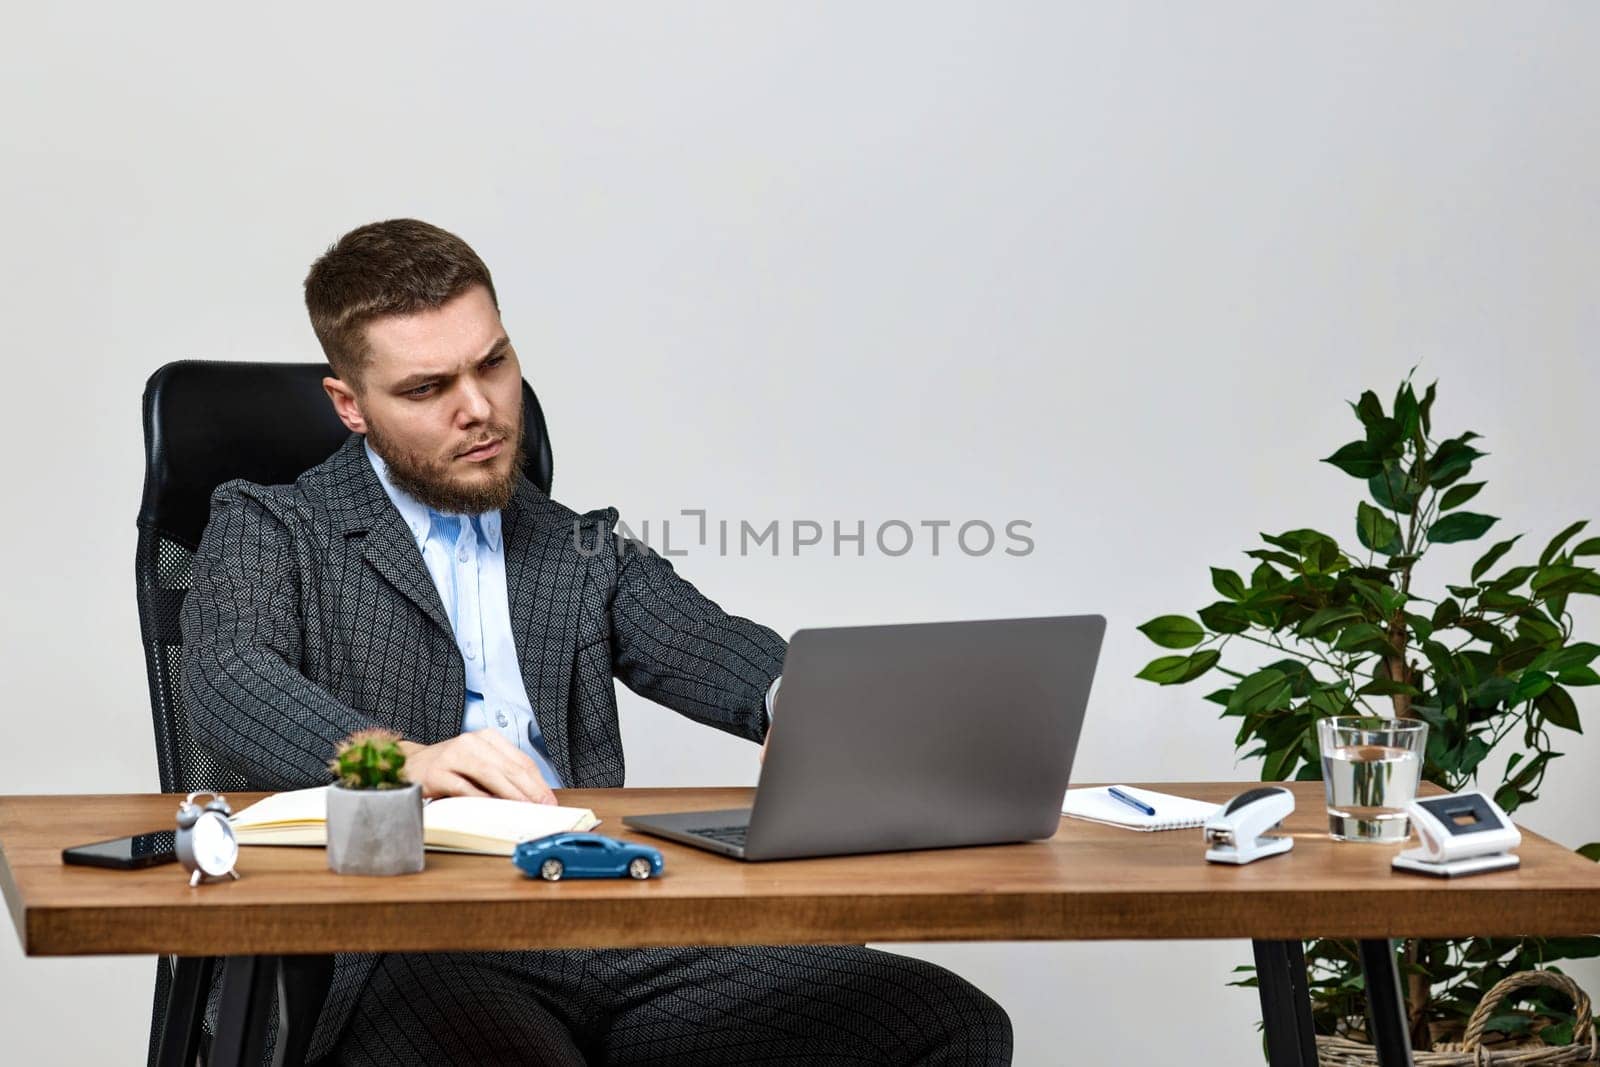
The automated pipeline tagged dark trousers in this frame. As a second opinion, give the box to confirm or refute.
[326,945,1013,1066]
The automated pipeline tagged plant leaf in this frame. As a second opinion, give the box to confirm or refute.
[1211,567,1247,601]
[1517,613,1563,645]
[1513,670,1554,703]
[1334,623,1400,656]
[1226,668,1293,717]
[1245,548,1301,570]
[1198,600,1251,634]
[1541,1019,1577,1046]
[1324,441,1384,479]
[1137,615,1205,649]
[1135,649,1221,685]
[1557,666,1600,687]
[1480,588,1532,613]
[1251,561,1285,590]
[1368,464,1424,514]
[1439,481,1485,512]
[1541,520,1589,566]
[1356,501,1404,555]
[1532,564,1596,599]
[1471,536,1522,582]
[1428,435,1485,488]
[1405,611,1434,643]
[1357,678,1421,697]
[1485,565,1537,591]
[1353,390,1384,426]
[1536,686,1582,732]
[1297,606,1365,639]
[1428,512,1499,545]
[1393,382,1420,437]
[1547,643,1600,670]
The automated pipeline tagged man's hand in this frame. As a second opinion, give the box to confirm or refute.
[398,730,557,804]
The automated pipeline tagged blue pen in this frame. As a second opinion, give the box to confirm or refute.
[1108,786,1156,817]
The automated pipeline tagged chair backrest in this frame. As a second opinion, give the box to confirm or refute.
[135,359,554,793]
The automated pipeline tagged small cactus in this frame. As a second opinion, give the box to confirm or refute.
[328,728,409,790]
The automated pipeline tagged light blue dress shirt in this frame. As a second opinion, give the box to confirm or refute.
[365,441,564,789]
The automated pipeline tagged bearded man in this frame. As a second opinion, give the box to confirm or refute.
[180,218,1012,1065]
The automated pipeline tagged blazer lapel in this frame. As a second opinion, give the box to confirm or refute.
[502,482,585,787]
[361,514,455,640]
[318,434,455,640]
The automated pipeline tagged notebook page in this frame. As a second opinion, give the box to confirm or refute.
[423,796,599,848]
[1060,786,1219,832]
[230,786,329,829]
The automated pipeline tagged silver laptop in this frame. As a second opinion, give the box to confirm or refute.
[622,614,1105,861]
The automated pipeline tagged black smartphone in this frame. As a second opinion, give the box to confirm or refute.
[62,829,178,870]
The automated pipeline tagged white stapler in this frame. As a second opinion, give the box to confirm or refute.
[1204,786,1295,865]
[1392,790,1520,878]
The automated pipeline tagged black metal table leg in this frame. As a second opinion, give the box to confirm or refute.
[273,954,334,1067]
[156,956,215,1067]
[1253,940,1319,1067]
[211,955,278,1067]
[1359,939,1415,1067]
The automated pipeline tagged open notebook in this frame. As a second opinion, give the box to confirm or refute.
[230,786,600,856]
[1060,785,1219,832]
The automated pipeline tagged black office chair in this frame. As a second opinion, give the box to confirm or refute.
[135,359,553,1066]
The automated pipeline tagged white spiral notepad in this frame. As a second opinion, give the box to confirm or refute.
[1060,785,1220,832]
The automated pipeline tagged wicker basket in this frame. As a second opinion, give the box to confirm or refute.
[1316,972,1597,1066]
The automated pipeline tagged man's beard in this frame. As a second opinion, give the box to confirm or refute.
[365,414,525,515]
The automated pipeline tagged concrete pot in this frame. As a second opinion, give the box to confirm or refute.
[326,782,425,876]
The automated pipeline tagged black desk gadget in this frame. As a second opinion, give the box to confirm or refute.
[1392,790,1521,877]
[62,830,177,870]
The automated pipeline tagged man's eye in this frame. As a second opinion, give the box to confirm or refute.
[407,384,435,398]
[485,355,506,369]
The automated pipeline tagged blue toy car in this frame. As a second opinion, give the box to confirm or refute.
[513,832,664,881]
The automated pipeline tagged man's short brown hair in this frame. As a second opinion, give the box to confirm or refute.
[304,218,499,389]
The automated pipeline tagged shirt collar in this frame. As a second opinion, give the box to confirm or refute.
[363,439,503,552]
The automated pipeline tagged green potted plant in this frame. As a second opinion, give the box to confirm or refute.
[326,728,424,876]
[1136,377,1600,1052]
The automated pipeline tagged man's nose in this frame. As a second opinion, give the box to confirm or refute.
[457,379,493,423]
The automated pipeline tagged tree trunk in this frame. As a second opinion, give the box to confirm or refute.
[1385,653,1415,719]
[1404,939,1431,1049]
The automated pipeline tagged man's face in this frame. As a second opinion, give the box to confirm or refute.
[323,284,525,514]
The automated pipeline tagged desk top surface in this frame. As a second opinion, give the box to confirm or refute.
[3,783,1598,956]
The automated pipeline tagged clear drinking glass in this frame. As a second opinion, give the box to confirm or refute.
[1316,716,1428,842]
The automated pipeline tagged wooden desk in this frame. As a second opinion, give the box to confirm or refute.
[5,783,1599,1067]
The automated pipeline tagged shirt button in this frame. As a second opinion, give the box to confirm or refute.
[458,549,469,562]
[495,711,508,727]
[465,644,476,659]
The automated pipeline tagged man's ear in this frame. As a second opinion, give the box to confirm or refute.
[322,376,368,434]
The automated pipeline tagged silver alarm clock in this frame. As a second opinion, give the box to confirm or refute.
[175,791,241,887]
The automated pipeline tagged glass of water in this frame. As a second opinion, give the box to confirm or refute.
[1316,716,1428,843]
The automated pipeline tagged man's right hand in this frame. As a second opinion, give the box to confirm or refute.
[398,729,557,805]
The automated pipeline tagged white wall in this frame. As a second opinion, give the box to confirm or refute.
[3,3,1598,1063]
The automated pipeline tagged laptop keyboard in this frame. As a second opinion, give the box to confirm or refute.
[687,825,748,848]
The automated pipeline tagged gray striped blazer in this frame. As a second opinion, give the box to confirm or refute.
[179,431,786,1059]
